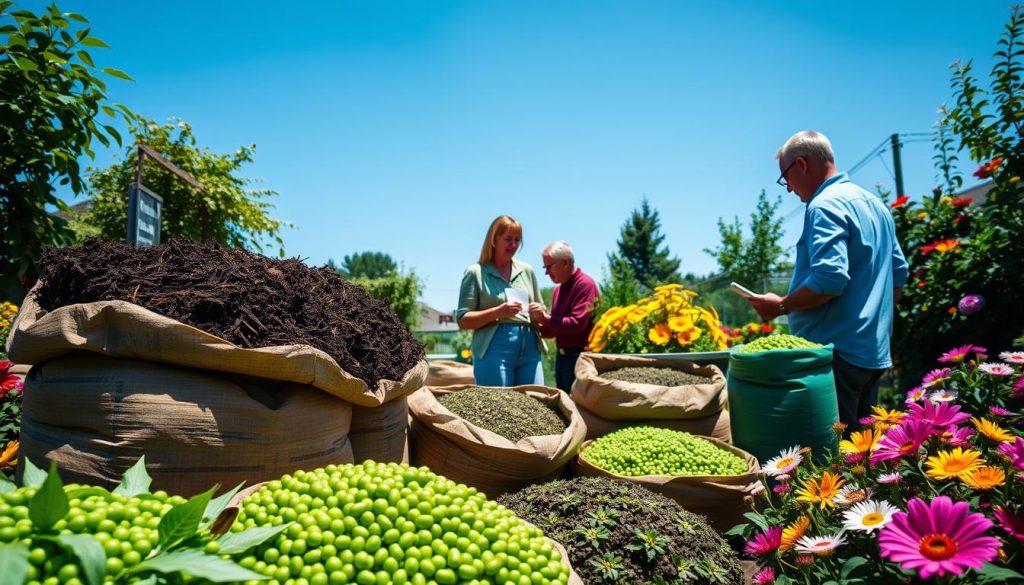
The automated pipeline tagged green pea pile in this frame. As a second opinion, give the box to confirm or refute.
[582,427,748,477]
[733,334,822,354]
[231,461,569,585]
[0,486,186,584]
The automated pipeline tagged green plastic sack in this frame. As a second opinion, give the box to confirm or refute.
[726,343,839,465]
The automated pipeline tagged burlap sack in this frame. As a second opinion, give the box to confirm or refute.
[575,402,733,443]
[18,353,354,496]
[572,353,727,420]
[349,397,409,464]
[573,437,759,533]
[409,385,586,498]
[6,293,426,407]
[424,360,475,387]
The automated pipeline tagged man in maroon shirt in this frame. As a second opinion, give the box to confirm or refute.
[529,241,600,392]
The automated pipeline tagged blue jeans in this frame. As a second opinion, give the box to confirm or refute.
[473,324,544,386]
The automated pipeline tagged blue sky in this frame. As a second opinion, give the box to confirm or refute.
[38,0,1010,311]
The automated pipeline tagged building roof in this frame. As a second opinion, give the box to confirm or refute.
[416,302,459,333]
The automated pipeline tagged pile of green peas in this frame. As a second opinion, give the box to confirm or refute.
[733,334,822,354]
[582,427,748,477]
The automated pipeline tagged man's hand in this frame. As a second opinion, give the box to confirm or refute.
[748,292,784,322]
[528,302,550,325]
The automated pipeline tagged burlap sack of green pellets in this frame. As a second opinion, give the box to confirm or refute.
[408,385,586,498]
[572,353,731,442]
[573,437,759,533]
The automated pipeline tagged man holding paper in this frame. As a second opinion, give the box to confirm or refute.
[746,131,909,429]
[456,215,546,386]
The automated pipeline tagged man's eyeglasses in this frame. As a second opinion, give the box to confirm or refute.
[542,262,557,271]
[777,159,798,188]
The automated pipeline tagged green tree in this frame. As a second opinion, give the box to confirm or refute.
[83,116,289,255]
[336,251,398,278]
[703,190,790,291]
[328,260,423,331]
[607,198,682,290]
[592,257,644,319]
[0,1,131,295]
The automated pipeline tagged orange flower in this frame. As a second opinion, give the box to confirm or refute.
[933,239,960,253]
[795,471,845,509]
[973,157,1003,179]
[0,441,18,468]
[648,323,671,346]
[675,327,702,346]
[780,516,811,552]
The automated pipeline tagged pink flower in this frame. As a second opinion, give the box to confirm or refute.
[794,554,814,566]
[978,362,1015,377]
[999,351,1024,365]
[993,506,1024,541]
[745,526,783,557]
[844,452,865,464]
[904,400,970,430]
[938,345,981,364]
[0,360,11,376]
[1015,377,1024,399]
[773,483,791,495]
[858,416,875,426]
[752,566,775,585]
[957,294,985,316]
[905,386,927,403]
[989,405,1012,417]
[878,496,1000,579]
[922,368,954,387]
[942,425,975,447]
[998,437,1024,471]
[877,472,902,485]
[870,419,933,465]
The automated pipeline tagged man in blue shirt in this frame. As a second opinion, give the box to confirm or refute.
[748,131,909,430]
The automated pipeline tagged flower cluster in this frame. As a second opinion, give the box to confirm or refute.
[588,284,729,354]
[0,360,22,481]
[732,344,1023,583]
[721,322,776,347]
[0,301,16,359]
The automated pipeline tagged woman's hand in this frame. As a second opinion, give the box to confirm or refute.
[496,301,523,319]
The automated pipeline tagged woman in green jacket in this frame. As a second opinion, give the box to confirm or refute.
[456,215,545,386]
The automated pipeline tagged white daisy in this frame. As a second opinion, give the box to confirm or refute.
[978,362,1015,376]
[929,389,958,403]
[761,446,803,477]
[998,351,1024,365]
[794,533,846,556]
[842,500,898,533]
[877,472,902,485]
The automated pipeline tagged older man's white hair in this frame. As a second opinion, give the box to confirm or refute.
[776,130,835,165]
[543,241,575,265]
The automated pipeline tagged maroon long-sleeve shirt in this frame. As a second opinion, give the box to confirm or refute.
[538,268,600,349]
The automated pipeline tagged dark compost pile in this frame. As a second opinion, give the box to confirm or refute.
[32,239,424,388]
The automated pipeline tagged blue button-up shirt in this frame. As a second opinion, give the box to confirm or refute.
[788,173,909,369]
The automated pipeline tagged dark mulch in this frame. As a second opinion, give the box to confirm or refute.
[33,238,424,388]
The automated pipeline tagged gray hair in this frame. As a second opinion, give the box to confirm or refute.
[776,131,835,165]
[543,241,575,264]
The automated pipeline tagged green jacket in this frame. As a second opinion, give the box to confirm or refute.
[456,259,546,360]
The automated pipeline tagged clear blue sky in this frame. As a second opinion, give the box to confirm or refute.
[38,0,1009,311]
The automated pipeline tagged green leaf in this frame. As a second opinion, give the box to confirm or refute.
[79,36,109,48]
[102,67,133,81]
[0,478,14,494]
[65,487,114,501]
[200,483,243,531]
[774,574,793,585]
[132,550,267,582]
[64,12,89,23]
[0,543,30,585]
[976,562,1024,583]
[157,487,215,550]
[29,463,69,531]
[841,556,869,579]
[741,512,769,532]
[56,534,105,585]
[112,456,151,497]
[75,50,94,67]
[13,56,39,72]
[216,524,289,555]
[22,458,47,488]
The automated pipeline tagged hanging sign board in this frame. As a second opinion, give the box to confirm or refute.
[126,184,163,246]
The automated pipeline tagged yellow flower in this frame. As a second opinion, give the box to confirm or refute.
[780,516,811,552]
[667,315,694,332]
[648,323,671,346]
[917,211,928,220]
[839,429,883,454]
[870,406,906,429]
[0,441,18,468]
[654,284,682,294]
[972,417,1015,442]
[795,471,845,509]
[925,447,985,480]
[1010,175,1020,183]
[961,466,1005,490]
[459,348,472,360]
[675,327,702,346]
[627,308,649,324]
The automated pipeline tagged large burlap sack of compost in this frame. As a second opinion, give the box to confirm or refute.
[349,397,409,464]
[408,385,586,498]
[572,353,731,442]
[6,293,426,407]
[573,438,759,533]
[17,353,354,495]
[727,344,839,465]
[575,402,733,443]
[424,360,475,387]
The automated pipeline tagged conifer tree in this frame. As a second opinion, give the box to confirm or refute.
[607,198,682,290]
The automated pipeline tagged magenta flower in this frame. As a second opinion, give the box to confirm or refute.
[938,345,976,363]
[922,368,953,387]
[905,400,970,430]
[878,496,1000,579]
[905,386,927,403]
[993,506,1024,541]
[773,483,791,495]
[957,294,985,315]
[752,566,776,585]
[745,526,783,557]
[870,419,933,465]
[941,425,975,447]
[1015,377,1024,399]
[989,405,1012,417]
[858,416,875,426]
[998,436,1024,470]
